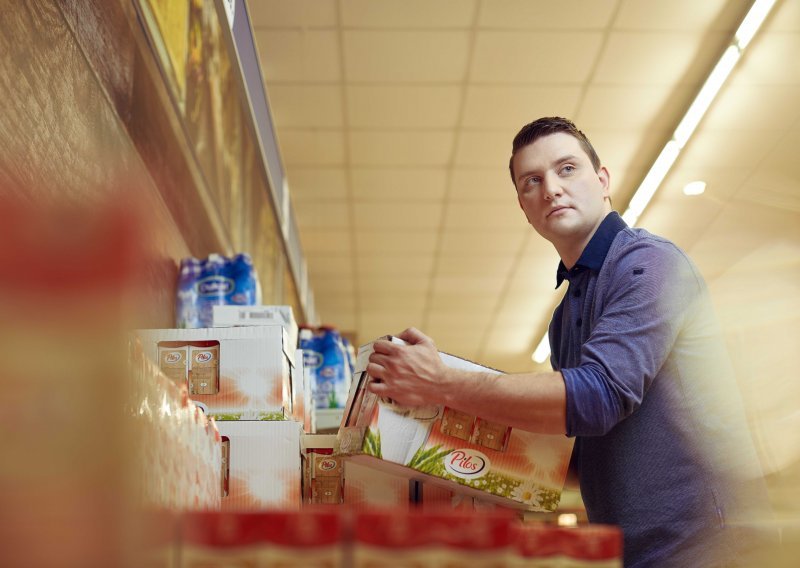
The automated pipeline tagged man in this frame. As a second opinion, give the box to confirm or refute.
[366,117,773,566]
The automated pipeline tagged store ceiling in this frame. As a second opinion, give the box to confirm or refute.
[249,0,800,371]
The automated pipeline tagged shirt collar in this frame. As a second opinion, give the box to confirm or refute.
[556,211,628,287]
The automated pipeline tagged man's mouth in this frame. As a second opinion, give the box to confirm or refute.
[547,205,571,218]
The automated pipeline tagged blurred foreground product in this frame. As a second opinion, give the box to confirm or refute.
[136,326,294,421]
[0,197,152,566]
[180,510,343,567]
[338,337,575,512]
[353,508,516,566]
[176,253,259,329]
[512,523,623,567]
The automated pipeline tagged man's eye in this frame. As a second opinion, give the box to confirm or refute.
[561,165,575,174]
[526,177,540,185]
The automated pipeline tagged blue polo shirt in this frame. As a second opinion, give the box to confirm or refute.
[550,212,772,567]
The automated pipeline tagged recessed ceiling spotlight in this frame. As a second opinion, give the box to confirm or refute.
[682,180,707,196]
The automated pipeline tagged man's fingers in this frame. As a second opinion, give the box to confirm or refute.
[372,339,397,355]
[367,381,389,396]
[398,327,431,345]
[366,362,384,378]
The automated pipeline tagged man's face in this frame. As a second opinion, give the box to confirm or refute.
[512,132,610,251]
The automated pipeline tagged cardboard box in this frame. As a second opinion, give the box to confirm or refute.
[338,337,574,512]
[301,434,343,505]
[344,459,413,511]
[293,349,313,432]
[136,326,293,421]
[212,304,298,350]
[216,421,302,510]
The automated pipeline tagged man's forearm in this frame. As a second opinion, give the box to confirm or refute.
[438,368,568,435]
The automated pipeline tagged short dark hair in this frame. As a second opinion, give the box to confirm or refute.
[509,117,602,185]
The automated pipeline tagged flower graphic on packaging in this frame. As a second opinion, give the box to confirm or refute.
[511,481,545,508]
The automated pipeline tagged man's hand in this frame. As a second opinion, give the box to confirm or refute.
[366,327,451,407]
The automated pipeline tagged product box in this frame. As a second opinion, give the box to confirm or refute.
[216,421,302,510]
[344,459,413,511]
[212,304,298,350]
[352,509,516,567]
[301,434,344,505]
[136,326,293,421]
[338,337,575,512]
[294,349,313,432]
[180,510,343,567]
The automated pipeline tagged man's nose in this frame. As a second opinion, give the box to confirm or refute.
[542,173,562,200]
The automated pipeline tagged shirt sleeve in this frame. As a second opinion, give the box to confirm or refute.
[561,236,704,437]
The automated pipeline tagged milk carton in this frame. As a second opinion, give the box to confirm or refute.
[338,337,575,512]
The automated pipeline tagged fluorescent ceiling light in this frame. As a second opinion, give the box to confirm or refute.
[535,0,777,364]
[683,181,707,196]
[736,0,777,50]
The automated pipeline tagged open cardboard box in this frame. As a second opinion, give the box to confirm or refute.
[338,337,574,512]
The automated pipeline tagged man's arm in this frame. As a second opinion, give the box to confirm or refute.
[366,327,567,435]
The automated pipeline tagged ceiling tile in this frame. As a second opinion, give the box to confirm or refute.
[351,168,447,202]
[357,254,435,277]
[347,85,461,129]
[679,129,774,170]
[352,202,442,230]
[267,85,343,129]
[443,202,530,230]
[614,0,732,31]
[306,274,355,295]
[355,229,439,254]
[660,164,751,205]
[316,309,357,331]
[449,168,517,202]
[462,86,581,129]
[358,291,427,313]
[766,0,800,32]
[287,167,348,201]
[360,311,427,335]
[427,290,499,312]
[483,325,538,356]
[439,227,528,255]
[576,85,686,131]
[478,0,616,30]
[470,31,603,83]
[637,195,726,254]
[256,30,340,82]
[431,274,506,296]
[702,85,800,132]
[279,130,346,166]
[434,254,517,278]
[249,0,338,28]
[732,34,800,86]
[357,275,430,294]
[455,131,514,167]
[298,229,352,255]
[306,254,354,277]
[294,201,351,229]
[421,330,483,358]
[585,128,663,173]
[349,131,455,166]
[594,31,714,85]
[341,0,477,28]
[426,309,495,331]
[343,30,470,82]
[313,292,357,313]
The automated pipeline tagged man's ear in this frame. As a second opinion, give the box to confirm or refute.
[598,166,611,199]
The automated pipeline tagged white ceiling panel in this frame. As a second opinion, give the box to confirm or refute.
[478,0,616,30]
[343,30,470,82]
[614,0,734,31]
[279,130,346,166]
[354,229,439,253]
[680,128,776,170]
[462,86,581,129]
[701,85,800,131]
[594,31,718,85]
[306,274,355,295]
[341,0,477,28]
[351,168,447,202]
[448,168,517,202]
[347,85,462,129]
[300,230,352,255]
[455,131,517,167]
[357,275,430,294]
[439,227,528,255]
[349,131,455,166]
[471,31,603,83]
[358,291,427,313]
[443,202,530,230]
[435,253,517,277]
[352,202,443,229]
[427,290,500,312]
[256,30,341,82]
[267,85,343,129]
[294,202,351,231]
[249,0,338,28]
[576,85,691,131]
[357,254,436,277]
[287,167,349,202]
[732,33,800,85]
[431,274,507,296]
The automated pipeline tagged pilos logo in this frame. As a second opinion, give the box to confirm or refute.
[165,352,182,364]
[319,458,338,471]
[195,351,214,363]
[197,276,234,296]
[444,449,490,480]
